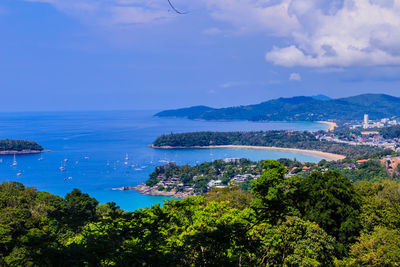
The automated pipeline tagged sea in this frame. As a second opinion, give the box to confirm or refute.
[0,110,327,211]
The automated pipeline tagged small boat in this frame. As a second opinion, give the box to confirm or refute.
[68,177,72,180]
[84,156,89,159]
[106,161,110,166]
[59,161,66,171]
[135,168,142,171]
[12,154,17,167]
[125,153,129,161]
[38,154,44,161]
[17,172,22,176]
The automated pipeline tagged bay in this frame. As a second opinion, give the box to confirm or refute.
[0,110,327,211]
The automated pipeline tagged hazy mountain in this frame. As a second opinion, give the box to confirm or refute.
[311,94,332,101]
[155,94,400,121]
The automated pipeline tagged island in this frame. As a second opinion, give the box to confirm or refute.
[0,139,45,154]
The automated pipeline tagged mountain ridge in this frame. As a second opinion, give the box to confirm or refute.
[155,94,400,121]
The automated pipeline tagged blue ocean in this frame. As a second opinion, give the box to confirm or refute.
[0,110,327,211]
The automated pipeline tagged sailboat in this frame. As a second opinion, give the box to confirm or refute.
[59,161,66,171]
[38,153,44,161]
[124,153,129,165]
[12,154,17,167]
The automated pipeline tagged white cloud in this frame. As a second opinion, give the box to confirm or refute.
[23,0,400,68]
[289,72,301,81]
[201,0,299,35]
[203,27,222,35]
[201,0,400,67]
[264,0,400,67]
[24,0,173,25]
[220,81,248,88]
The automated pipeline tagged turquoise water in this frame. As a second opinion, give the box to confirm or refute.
[0,110,327,210]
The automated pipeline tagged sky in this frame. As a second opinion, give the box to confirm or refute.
[1,0,400,111]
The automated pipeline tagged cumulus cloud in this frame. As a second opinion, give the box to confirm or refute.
[289,72,301,81]
[265,0,400,67]
[201,0,400,67]
[23,0,400,67]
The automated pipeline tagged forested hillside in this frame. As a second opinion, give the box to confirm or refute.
[155,94,400,121]
[153,131,384,158]
[0,139,43,152]
[1,160,399,266]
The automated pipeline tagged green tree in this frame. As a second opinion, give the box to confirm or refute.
[349,227,400,266]
[298,171,361,254]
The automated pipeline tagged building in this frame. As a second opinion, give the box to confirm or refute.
[363,114,369,129]
[224,158,242,164]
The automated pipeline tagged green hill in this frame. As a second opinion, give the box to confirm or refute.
[155,94,400,121]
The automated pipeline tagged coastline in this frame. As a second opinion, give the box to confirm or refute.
[129,183,191,198]
[0,150,50,155]
[317,121,338,131]
[150,145,346,161]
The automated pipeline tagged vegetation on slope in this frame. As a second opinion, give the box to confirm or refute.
[155,94,400,121]
[1,160,400,265]
[153,131,384,158]
[0,139,43,152]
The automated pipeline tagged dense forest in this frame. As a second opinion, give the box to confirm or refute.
[153,131,384,158]
[1,160,400,265]
[155,94,400,121]
[0,140,43,152]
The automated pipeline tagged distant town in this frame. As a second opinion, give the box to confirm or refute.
[320,114,400,151]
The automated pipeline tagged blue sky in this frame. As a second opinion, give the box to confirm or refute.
[1,0,400,111]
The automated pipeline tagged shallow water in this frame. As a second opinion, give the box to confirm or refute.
[0,110,327,210]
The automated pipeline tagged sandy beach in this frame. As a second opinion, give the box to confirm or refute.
[317,121,338,131]
[151,145,346,161]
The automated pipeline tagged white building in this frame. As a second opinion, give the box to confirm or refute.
[363,114,369,129]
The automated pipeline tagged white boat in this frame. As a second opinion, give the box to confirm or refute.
[125,153,129,161]
[12,154,17,167]
[38,153,44,161]
[59,161,66,171]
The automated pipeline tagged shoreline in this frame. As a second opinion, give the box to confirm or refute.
[128,183,191,198]
[317,121,338,131]
[150,145,345,161]
[0,150,50,155]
